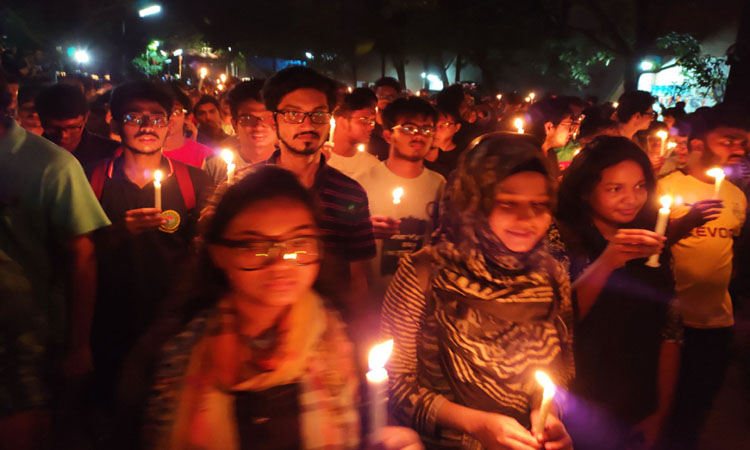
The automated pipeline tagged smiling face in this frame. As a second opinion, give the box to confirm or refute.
[589,160,648,226]
[274,88,330,155]
[488,171,552,252]
[234,99,277,150]
[210,197,320,307]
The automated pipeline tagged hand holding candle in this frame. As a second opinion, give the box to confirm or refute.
[514,118,524,134]
[366,339,394,444]
[656,130,668,157]
[153,170,163,210]
[532,371,556,436]
[392,187,404,220]
[646,195,672,267]
[707,167,725,198]
[328,118,336,144]
[221,148,236,184]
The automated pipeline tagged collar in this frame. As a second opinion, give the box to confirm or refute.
[266,148,328,190]
[0,117,25,155]
[107,154,174,180]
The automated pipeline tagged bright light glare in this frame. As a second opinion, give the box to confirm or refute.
[139,5,162,17]
[640,60,654,71]
[74,50,90,64]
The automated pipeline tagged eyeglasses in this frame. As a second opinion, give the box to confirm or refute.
[275,110,332,125]
[377,95,397,102]
[171,108,188,117]
[122,113,169,128]
[437,121,457,130]
[44,121,85,135]
[355,117,376,127]
[214,235,322,270]
[393,124,435,137]
[237,113,274,128]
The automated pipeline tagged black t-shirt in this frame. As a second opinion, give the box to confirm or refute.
[44,129,121,172]
[89,156,210,378]
[367,124,390,161]
[424,146,463,179]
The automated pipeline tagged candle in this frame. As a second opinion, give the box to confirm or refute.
[392,187,404,219]
[328,118,336,143]
[347,86,353,93]
[198,67,208,90]
[612,101,619,109]
[667,141,677,152]
[707,167,725,198]
[532,371,556,436]
[153,170,163,210]
[656,130,668,157]
[529,92,536,101]
[366,339,394,444]
[357,144,366,153]
[221,149,235,184]
[525,96,531,103]
[646,195,672,267]
[219,73,227,83]
[514,118,524,134]
[496,93,502,101]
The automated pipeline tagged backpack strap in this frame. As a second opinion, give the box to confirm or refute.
[171,159,196,210]
[89,160,111,200]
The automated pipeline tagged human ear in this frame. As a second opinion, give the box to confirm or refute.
[383,129,393,145]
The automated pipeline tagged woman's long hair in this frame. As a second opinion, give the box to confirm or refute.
[557,135,657,251]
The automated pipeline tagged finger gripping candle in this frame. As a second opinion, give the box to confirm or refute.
[646,195,672,268]
[153,170,163,210]
[532,371,556,436]
[366,340,394,444]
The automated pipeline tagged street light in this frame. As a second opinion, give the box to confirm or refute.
[640,60,654,71]
[173,49,183,79]
[139,4,162,17]
[74,49,90,64]
[305,52,313,59]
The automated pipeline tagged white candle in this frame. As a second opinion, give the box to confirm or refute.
[221,149,235,184]
[496,93,502,101]
[198,67,207,91]
[366,339,393,444]
[532,371,556,436]
[153,170,163,210]
[707,168,725,199]
[328,118,336,144]
[392,187,404,219]
[514,118,524,134]
[357,144,366,153]
[646,195,672,267]
[656,130,668,157]
[528,92,536,101]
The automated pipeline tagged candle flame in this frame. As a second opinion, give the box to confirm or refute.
[659,195,672,209]
[535,371,556,397]
[707,167,725,179]
[368,339,394,372]
[347,86,353,93]
[283,253,298,260]
[529,92,536,100]
[514,118,524,129]
[220,73,227,83]
[656,130,668,140]
[496,93,502,100]
[416,91,421,97]
[524,96,531,103]
[221,149,234,165]
[612,102,619,108]
[199,67,207,79]
[667,141,677,149]
[573,147,582,157]
[357,144,366,152]
[392,187,404,205]
[153,170,163,183]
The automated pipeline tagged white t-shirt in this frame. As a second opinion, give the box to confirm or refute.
[327,150,381,180]
[658,171,747,328]
[355,162,445,291]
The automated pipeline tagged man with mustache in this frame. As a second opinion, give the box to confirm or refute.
[355,97,445,294]
[86,81,210,412]
[657,104,748,450]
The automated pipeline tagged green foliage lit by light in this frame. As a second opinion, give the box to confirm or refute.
[558,49,614,89]
[657,32,728,101]
[132,40,168,76]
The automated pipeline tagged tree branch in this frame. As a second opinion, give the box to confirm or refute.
[568,25,621,54]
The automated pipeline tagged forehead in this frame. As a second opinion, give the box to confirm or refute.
[707,126,747,140]
[496,172,549,197]
[599,160,645,182]
[376,86,398,97]
[195,102,219,112]
[350,107,376,117]
[224,197,316,236]
[125,99,168,114]
[395,114,435,126]
[278,88,328,110]
[46,116,84,125]
[237,99,267,114]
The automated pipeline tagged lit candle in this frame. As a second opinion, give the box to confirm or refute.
[529,92,536,101]
[392,187,404,219]
[347,86,353,93]
[646,195,672,267]
[514,118,524,134]
[221,149,235,184]
[525,96,531,103]
[667,141,677,152]
[532,371,556,436]
[357,144,366,153]
[496,93,502,101]
[707,168,725,199]
[656,130,668,157]
[153,170,163,210]
[219,73,227,83]
[416,90,421,97]
[366,340,394,444]
[198,67,208,90]
[328,118,336,144]
[612,101,619,109]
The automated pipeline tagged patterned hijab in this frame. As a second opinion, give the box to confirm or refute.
[429,132,574,424]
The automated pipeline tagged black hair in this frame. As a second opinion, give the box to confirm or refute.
[262,66,338,112]
[435,84,466,121]
[109,81,173,122]
[333,88,377,118]
[373,77,401,93]
[169,84,192,112]
[436,105,461,123]
[193,94,220,114]
[557,135,656,231]
[615,90,656,123]
[381,97,438,130]
[35,83,89,122]
[689,103,750,141]
[227,79,265,120]
[182,166,319,318]
[672,118,692,137]
[17,84,45,107]
[527,97,572,138]
[0,71,10,115]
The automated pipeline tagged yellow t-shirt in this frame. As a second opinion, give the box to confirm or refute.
[658,171,747,328]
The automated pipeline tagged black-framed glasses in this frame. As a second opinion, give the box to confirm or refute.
[275,110,332,125]
[123,113,169,128]
[44,121,85,135]
[214,235,322,270]
[393,124,435,137]
[237,113,274,127]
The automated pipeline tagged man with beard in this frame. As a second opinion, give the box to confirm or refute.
[36,83,120,171]
[657,104,748,450]
[193,95,229,149]
[203,80,277,185]
[327,87,380,179]
[355,97,445,294]
[221,66,375,320]
[368,77,401,161]
[86,81,210,410]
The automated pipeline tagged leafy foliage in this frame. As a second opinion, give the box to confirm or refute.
[656,32,728,100]
[131,40,169,77]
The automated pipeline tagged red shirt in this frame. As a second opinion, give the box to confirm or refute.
[164,139,214,168]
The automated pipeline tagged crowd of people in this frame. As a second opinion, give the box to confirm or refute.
[1,62,748,450]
